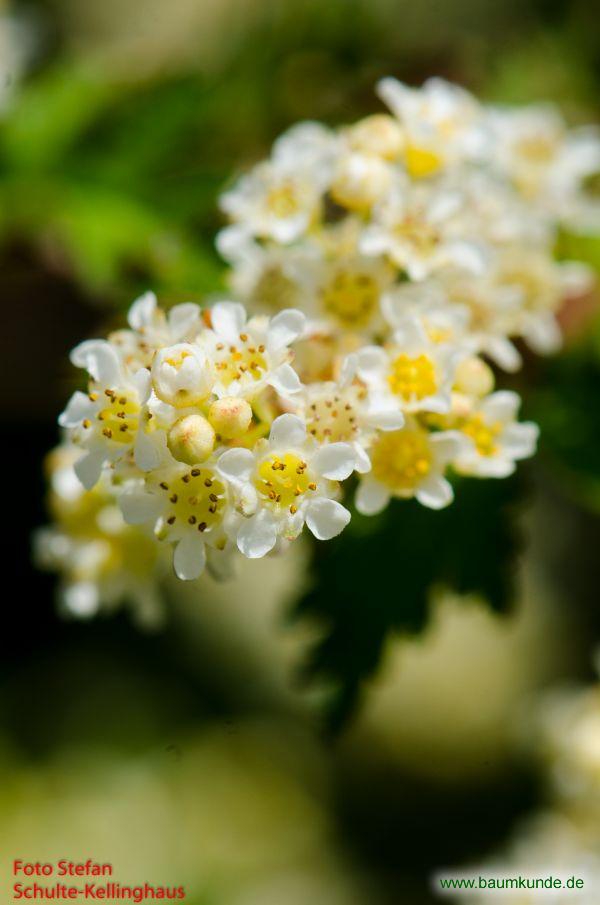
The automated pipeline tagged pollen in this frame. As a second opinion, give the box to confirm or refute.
[461,414,502,457]
[212,334,267,388]
[371,427,432,492]
[156,467,226,538]
[96,390,140,445]
[305,388,360,442]
[256,453,316,509]
[388,353,437,401]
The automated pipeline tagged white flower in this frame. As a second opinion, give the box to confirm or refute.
[377,76,491,176]
[201,301,306,399]
[356,419,467,512]
[292,360,404,474]
[217,414,354,558]
[360,180,486,281]
[34,444,165,627]
[109,291,202,370]
[355,315,463,416]
[151,342,215,407]
[452,391,539,478]
[59,339,153,489]
[220,159,322,244]
[119,454,234,581]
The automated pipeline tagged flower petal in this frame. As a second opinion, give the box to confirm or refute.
[306,498,351,540]
[127,291,157,330]
[168,303,200,340]
[173,533,206,581]
[73,450,105,490]
[355,477,389,515]
[70,340,122,386]
[119,491,161,525]
[237,509,278,559]
[502,422,539,459]
[269,413,306,448]
[268,363,303,396]
[480,390,520,423]
[267,309,306,350]
[58,391,95,428]
[210,301,247,343]
[355,346,387,382]
[134,431,162,472]
[416,475,454,509]
[217,447,255,483]
[312,442,356,480]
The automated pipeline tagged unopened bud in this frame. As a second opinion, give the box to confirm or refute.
[454,357,494,397]
[346,114,404,160]
[208,396,252,439]
[331,152,392,211]
[168,414,215,465]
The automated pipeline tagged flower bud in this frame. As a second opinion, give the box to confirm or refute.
[208,396,252,439]
[331,152,392,211]
[346,114,404,160]
[152,343,214,408]
[167,414,215,465]
[454,356,494,397]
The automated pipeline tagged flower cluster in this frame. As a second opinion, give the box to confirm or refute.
[43,77,599,603]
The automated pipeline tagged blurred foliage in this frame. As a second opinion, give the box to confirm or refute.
[297,474,525,729]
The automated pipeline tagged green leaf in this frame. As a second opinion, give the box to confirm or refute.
[296,474,524,729]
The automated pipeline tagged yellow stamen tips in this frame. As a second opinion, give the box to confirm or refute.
[239,333,248,342]
[258,345,265,353]
[103,428,113,439]
[88,393,98,402]
[461,414,502,457]
[82,419,91,429]
[119,397,127,405]
[371,427,433,492]
[117,411,126,419]
[308,482,317,491]
[306,391,359,442]
[159,467,225,537]
[404,144,443,179]
[104,389,115,398]
[388,353,437,401]
[119,424,128,432]
[159,482,169,490]
[290,505,298,514]
[256,453,316,508]
[320,270,379,328]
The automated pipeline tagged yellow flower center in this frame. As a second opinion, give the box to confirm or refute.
[214,334,268,388]
[394,215,439,254]
[461,414,502,457]
[405,144,443,179]
[388,353,437,401]
[255,453,317,512]
[516,135,556,164]
[93,389,140,445]
[266,184,301,218]
[306,390,361,442]
[320,270,379,328]
[251,266,299,312]
[153,467,226,537]
[371,428,432,491]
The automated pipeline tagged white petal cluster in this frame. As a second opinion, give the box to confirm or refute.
[218,76,598,361]
[45,78,598,597]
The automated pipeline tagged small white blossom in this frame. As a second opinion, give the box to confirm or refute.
[217,414,354,558]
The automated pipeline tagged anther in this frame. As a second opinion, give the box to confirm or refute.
[167,516,176,525]
[209,493,218,502]
[159,482,169,490]
[198,522,207,532]
[191,468,201,476]
[169,494,178,503]
[308,482,317,491]
[188,516,197,525]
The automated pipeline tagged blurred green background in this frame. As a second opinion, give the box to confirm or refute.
[2,0,600,902]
